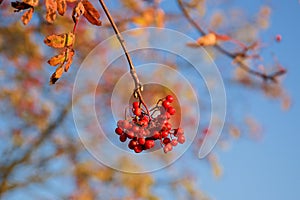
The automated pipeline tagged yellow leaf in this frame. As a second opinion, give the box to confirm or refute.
[82,0,101,26]
[196,33,217,46]
[45,0,57,23]
[44,32,75,48]
[57,0,66,16]
[21,7,34,25]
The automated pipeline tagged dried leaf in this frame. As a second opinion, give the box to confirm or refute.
[57,0,66,16]
[21,7,34,25]
[44,32,75,48]
[82,0,102,26]
[47,51,67,66]
[196,33,217,46]
[23,0,38,7]
[72,1,85,23]
[64,49,75,72]
[11,1,32,12]
[45,0,57,23]
[50,66,64,84]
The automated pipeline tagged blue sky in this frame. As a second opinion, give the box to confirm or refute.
[189,1,300,199]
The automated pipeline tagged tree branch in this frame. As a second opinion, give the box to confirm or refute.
[177,0,286,82]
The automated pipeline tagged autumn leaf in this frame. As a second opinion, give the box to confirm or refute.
[45,0,57,23]
[72,1,85,23]
[44,32,75,48]
[64,49,74,72]
[82,0,102,26]
[23,0,38,7]
[21,7,34,25]
[47,51,67,66]
[57,0,66,16]
[196,33,217,46]
[11,1,32,12]
[50,66,64,84]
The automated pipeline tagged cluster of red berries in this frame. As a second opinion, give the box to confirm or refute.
[115,95,185,153]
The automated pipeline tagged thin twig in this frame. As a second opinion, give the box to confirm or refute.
[98,0,150,116]
[177,0,286,82]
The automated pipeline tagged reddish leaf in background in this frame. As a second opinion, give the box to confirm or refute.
[82,0,102,26]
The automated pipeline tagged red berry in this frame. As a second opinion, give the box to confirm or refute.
[131,125,140,133]
[128,139,138,149]
[162,100,171,109]
[167,107,176,115]
[138,138,146,145]
[115,127,123,135]
[161,131,169,138]
[165,112,171,119]
[119,134,127,142]
[132,101,139,108]
[171,139,178,146]
[163,138,171,144]
[166,95,174,103]
[152,131,160,139]
[133,108,142,116]
[177,135,185,144]
[117,120,124,128]
[145,140,155,149]
[134,145,143,153]
[276,34,282,42]
[164,122,172,130]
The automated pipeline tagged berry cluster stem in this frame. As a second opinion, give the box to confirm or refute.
[98,0,150,115]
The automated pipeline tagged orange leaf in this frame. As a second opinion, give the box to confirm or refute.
[196,33,217,46]
[47,51,67,66]
[82,0,101,26]
[21,7,34,25]
[45,0,57,23]
[44,32,75,48]
[72,1,85,23]
[50,66,64,84]
[64,49,75,72]
[23,0,38,7]
[57,0,66,16]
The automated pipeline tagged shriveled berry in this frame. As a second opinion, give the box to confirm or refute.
[167,107,176,115]
[127,131,135,139]
[177,135,185,144]
[171,139,178,146]
[115,127,123,135]
[166,95,174,103]
[163,143,173,153]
